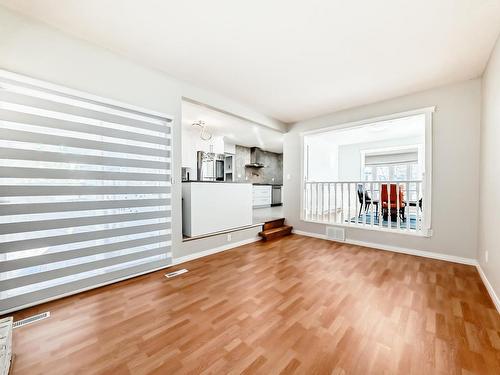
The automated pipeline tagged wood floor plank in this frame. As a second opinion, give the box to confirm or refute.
[4,234,500,374]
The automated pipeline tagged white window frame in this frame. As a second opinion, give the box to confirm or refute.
[299,107,434,237]
[360,144,421,180]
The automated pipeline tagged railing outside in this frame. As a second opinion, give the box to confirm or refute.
[303,180,424,234]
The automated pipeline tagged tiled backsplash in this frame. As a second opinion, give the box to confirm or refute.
[234,145,283,184]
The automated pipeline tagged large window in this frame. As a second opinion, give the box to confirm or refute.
[363,162,419,181]
[0,70,172,314]
[363,162,421,201]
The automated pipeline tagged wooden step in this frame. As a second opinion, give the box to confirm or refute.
[263,218,285,231]
[259,225,293,241]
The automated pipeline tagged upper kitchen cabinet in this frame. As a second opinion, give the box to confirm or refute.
[224,142,236,155]
[181,127,198,171]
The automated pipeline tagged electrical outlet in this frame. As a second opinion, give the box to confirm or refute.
[227,234,232,242]
[485,250,489,263]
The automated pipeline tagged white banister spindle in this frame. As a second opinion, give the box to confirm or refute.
[304,183,307,219]
[340,183,344,224]
[355,183,359,225]
[309,183,314,220]
[396,183,401,230]
[313,183,316,221]
[319,182,322,221]
[319,183,321,221]
[379,182,382,228]
[378,182,384,228]
[322,183,326,221]
[308,183,312,220]
[317,182,320,221]
[361,183,366,226]
[420,181,424,232]
[416,182,421,233]
[334,183,338,224]
[324,182,327,221]
[305,183,308,219]
[315,183,319,221]
[388,182,391,227]
[319,183,323,221]
[365,183,369,225]
[328,183,331,223]
[370,182,374,228]
[347,183,351,225]
[406,182,410,232]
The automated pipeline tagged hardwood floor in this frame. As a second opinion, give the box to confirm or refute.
[7,234,500,374]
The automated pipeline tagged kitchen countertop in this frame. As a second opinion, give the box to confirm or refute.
[182,181,282,186]
[182,180,249,183]
[252,183,283,186]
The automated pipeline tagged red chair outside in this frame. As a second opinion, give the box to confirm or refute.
[381,184,406,221]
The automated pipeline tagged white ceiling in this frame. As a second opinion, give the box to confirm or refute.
[2,0,500,123]
[182,100,284,153]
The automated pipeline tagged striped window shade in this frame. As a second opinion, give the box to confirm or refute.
[0,71,172,314]
[364,150,418,165]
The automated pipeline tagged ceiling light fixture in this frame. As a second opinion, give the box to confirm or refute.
[192,120,212,141]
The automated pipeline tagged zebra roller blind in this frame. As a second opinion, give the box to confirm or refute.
[0,71,172,314]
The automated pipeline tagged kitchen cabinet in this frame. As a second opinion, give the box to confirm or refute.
[224,154,234,182]
[224,142,236,155]
[252,185,272,207]
[182,182,253,237]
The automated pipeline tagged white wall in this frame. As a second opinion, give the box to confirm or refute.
[284,79,481,260]
[305,138,338,181]
[337,136,424,181]
[181,127,198,178]
[0,6,285,259]
[478,35,500,302]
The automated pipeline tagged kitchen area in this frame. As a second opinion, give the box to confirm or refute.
[181,100,284,239]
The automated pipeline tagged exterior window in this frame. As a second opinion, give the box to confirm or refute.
[364,162,420,181]
[375,165,390,180]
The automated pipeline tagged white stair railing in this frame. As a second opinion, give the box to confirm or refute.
[303,180,424,233]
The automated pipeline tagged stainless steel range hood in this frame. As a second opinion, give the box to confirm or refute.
[245,147,265,168]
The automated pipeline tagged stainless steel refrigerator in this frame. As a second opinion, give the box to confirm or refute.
[197,151,225,181]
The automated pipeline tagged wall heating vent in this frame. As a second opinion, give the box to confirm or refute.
[13,312,50,329]
[326,226,346,241]
[165,269,188,278]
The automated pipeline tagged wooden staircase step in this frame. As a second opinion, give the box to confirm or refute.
[263,218,285,231]
[259,225,293,241]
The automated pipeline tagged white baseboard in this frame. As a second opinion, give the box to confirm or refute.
[476,264,500,313]
[292,229,477,266]
[172,237,261,266]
